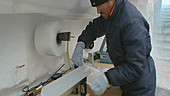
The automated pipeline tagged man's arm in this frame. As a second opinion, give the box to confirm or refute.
[78,16,106,48]
[72,16,106,66]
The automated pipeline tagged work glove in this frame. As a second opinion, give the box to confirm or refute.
[87,68,110,96]
[71,41,85,66]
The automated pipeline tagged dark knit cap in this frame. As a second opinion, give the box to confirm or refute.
[90,0,109,7]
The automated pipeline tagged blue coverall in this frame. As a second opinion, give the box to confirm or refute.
[78,0,156,95]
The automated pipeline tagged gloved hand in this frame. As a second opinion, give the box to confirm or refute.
[87,70,110,95]
[71,41,85,66]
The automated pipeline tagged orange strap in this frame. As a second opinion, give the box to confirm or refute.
[110,1,117,16]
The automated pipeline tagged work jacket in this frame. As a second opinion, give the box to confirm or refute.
[78,0,156,95]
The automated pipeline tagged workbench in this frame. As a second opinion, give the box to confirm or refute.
[21,60,122,96]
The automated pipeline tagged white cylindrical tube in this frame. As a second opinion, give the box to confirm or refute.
[35,21,65,56]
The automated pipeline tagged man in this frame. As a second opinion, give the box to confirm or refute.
[72,0,156,96]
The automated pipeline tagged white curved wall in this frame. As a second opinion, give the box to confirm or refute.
[0,0,98,19]
[0,0,99,95]
[0,14,66,96]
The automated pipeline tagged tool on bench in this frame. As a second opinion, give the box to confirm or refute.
[22,64,65,96]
